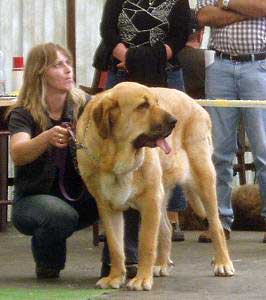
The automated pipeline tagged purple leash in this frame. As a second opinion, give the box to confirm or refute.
[55,122,84,202]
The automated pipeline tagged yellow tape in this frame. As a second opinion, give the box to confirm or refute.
[196,99,266,108]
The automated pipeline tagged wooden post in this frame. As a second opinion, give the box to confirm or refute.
[66,0,76,79]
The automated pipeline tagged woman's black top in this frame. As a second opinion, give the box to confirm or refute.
[93,0,191,71]
[8,99,84,200]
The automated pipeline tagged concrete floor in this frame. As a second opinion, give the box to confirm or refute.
[1,225,266,300]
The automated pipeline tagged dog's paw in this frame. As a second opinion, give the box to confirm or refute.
[126,275,153,291]
[153,258,174,277]
[96,275,126,289]
[211,257,235,277]
[153,264,172,277]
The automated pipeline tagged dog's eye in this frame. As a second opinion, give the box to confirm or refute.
[137,102,150,110]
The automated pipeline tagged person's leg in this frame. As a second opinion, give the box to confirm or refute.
[166,68,187,240]
[167,186,186,241]
[199,58,240,242]
[101,208,139,278]
[124,208,139,265]
[167,67,185,90]
[106,70,129,89]
[12,195,79,277]
[71,190,99,230]
[238,59,266,241]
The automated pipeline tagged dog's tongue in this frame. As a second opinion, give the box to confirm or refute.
[156,138,172,154]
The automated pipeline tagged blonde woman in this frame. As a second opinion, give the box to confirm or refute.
[7,43,99,279]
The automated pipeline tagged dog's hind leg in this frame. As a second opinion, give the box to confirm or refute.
[95,201,126,289]
[186,141,235,277]
[154,201,172,277]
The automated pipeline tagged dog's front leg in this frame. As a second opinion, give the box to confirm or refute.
[96,202,126,289]
[127,197,161,291]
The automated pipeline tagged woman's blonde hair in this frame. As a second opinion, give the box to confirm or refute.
[6,42,86,130]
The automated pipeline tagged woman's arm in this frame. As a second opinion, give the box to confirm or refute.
[10,125,70,166]
[100,0,124,54]
[11,131,50,166]
[166,0,191,60]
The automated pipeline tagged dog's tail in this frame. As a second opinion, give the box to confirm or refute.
[184,188,206,219]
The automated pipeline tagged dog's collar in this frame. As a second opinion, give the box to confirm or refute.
[76,142,100,164]
[76,123,100,164]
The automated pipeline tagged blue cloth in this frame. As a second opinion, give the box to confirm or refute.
[205,56,266,230]
[12,193,98,269]
[106,68,185,91]
[102,208,139,265]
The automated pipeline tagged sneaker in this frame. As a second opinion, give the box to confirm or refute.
[100,262,110,278]
[198,229,230,243]
[262,233,266,243]
[100,262,137,279]
[36,266,60,279]
[126,264,138,278]
[98,233,106,242]
[171,223,185,242]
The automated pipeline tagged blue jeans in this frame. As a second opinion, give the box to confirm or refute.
[205,56,266,230]
[107,68,185,91]
[12,193,98,269]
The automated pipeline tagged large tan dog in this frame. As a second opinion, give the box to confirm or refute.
[76,82,234,291]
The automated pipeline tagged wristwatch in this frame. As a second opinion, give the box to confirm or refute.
[222,0,230,9]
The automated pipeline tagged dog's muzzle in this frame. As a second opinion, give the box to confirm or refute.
[133,114,177,154]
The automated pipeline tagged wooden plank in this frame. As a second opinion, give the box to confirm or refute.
[0,98,16,107]
[67,0,76,79]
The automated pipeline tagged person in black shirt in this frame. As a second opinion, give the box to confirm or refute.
[94,0,191,89]
[93,0,191,277]
[7,43,99,279]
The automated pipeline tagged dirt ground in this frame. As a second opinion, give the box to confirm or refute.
[1,225,266,299]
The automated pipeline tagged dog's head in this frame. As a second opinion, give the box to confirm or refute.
[92,82,177,154]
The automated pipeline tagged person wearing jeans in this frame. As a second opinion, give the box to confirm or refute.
[12,193,98,276]
[196,0,266,242]
[93,0,191,276]
[7,43,99,278]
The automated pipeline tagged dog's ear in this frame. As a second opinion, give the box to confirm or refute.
[92,97,118,139]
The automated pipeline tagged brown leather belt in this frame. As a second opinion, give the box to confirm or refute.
[215,51,266,62]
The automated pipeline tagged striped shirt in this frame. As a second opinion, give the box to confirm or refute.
[196,0,266,55]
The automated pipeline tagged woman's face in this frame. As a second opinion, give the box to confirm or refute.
[44,51,74,93]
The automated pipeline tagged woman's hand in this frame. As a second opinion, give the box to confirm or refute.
[48,125,70,148]
[116,61,127,70]
[112,43,128,70]
[164,44,173,60]
[10,124,71,166]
